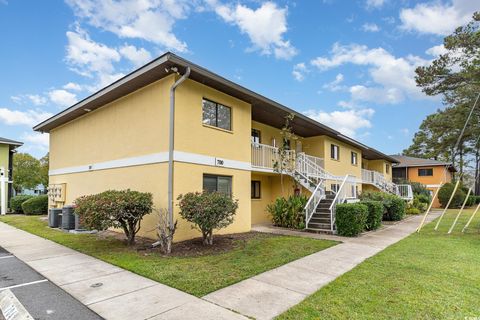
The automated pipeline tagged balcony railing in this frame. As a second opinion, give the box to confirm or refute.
[251,142,296,171]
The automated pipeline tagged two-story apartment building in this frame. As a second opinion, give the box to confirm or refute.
[34,53,408,241]
[391,155,456,207]
[0,137,23,214]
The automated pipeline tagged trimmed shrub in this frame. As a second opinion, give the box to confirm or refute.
[466,195,476,207]
[335,203,368,237]
[10,195,34,213]
[361,200,383,231]
[438,183,466,208]
[475,196,480,205]
[267,195,307,229]
[415,193,431,205]
[384,196,406,221]
[21,195,48,215]
[360,191,406,221]
[406,207,421,215]
[177,192,238,245]
[75,189,153,245]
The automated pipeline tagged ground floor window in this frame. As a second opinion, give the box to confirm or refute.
[203,174,232,196]
[251,180,261,199]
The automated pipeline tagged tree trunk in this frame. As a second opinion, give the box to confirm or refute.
[202,230,213,245]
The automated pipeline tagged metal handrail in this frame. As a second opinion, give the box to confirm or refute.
[304,179,326,227]
[328,174,356,231]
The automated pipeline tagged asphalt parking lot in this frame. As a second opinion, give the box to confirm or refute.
[0,246,102,320]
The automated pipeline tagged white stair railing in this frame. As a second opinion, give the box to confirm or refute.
[397,184,414,200]
[329,175,357,232]
[304,179,326,228]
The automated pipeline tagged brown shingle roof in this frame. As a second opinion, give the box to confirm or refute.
[390,155,456,171]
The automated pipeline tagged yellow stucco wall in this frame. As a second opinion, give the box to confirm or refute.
[251,173,273,224]
[49,75,174,170]
[49,163,168,239]
[367,159,393,182]
[175,79,251,162]
[0,144,9,208]
[251,121,301,151]
[174,162,251,241]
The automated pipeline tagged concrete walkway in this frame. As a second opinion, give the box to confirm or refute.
[0,222,247,320]
[203,212,441,320]
[0,212,439,320]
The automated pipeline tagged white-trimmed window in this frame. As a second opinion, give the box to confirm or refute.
[331,144,340,160]
[351,152,358,165]
[251,129,261,144]
[202,98,231,131]
[251,180,261,199]
[203,174,232,196]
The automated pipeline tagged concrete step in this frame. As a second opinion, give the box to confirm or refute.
[305,227,333,234]
[312,212,331,218]
[315,208,331,214]
[309,217,331,224]
[308,222,331,229]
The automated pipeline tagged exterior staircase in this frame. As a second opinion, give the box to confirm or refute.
[306,192,335,232]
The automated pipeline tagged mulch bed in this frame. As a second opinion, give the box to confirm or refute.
[99,230,278,257]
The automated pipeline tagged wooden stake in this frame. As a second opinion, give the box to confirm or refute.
[462,202,480,233]
[434,180,461,231]
[447,188,471,234]
[416,182,442,233]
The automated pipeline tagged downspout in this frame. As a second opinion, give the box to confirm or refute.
[168,66,191,227]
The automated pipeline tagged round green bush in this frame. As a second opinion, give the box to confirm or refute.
[335,203,368,237]
[383,196,406,221]
[438,183,466,208]
[406,207,421,215]
[21,195,48,215]
[361,200,383,231]
[10,195,34,213]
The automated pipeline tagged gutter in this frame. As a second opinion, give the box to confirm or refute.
[168,66,191,227]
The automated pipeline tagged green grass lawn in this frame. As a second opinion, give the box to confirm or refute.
[0,215,336,297]
[278,209,480,320]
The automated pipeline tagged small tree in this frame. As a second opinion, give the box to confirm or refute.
[156,208,177,254]
[13,153,41,193]
[75,190,153,245]
[273,113,299,195]
[177,192,238,245]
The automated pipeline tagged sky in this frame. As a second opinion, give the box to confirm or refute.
[0,0,478,158]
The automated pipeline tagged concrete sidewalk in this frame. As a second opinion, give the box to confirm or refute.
[204,212,440,320]
[0,222,246,320]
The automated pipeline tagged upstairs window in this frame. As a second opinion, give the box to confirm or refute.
[386,164,390,174]
[203,174,232,196]
[418,168,433,176]
[202,99,231,131]
[351,152,358,165]
[331,144,340,160]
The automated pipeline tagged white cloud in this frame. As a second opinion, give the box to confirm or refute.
[66,26,121,78]
[323,73,345,92]
[66,0,190,51]
[362,23,380,32]
[120,45,152,67]
[366,0,385,9]
[311,43,429,104]
[48,89,78,107]
[292,63,308,81]
[426,44,448,57]
[0,108,52,126]
[304,108,374,137]
[21,132,49,152]
[63,82,83,91]
[209,1,297,59]
[9,94,47,106]
[26,95,47,106]
[399,0,476,36]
